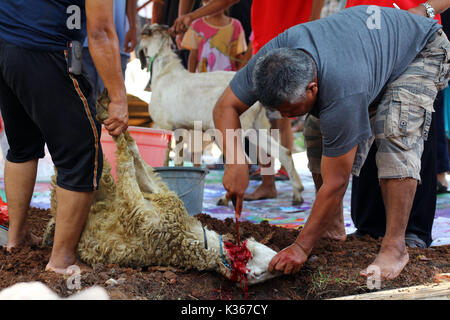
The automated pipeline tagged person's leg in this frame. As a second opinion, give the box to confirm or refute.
[274,118,294,179]
[0,47,46,250]
[360,178,414,279]
[244,163,277,200]
[405,108,436,247]
[312,172,346,241]
[350,144,388,239]
[4,159,40,250]
[46,187,93,273]
[305,115,346,241]
[434,91,450,191]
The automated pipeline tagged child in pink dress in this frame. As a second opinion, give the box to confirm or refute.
[181,0,247,73]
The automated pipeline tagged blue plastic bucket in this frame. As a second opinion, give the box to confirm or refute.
[153,167,208,215]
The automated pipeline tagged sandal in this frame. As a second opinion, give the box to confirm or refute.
[405,233,427,248]
[437,181,449,194]
[249,167,262,181]
[274,168,289,181]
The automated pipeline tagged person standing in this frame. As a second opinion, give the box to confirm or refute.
[181,0,247,72]
[0,0,128,275]
[345,0,446,248]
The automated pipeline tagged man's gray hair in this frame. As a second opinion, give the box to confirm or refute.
[252,48,316,108]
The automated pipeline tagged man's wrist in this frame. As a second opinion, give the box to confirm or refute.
[421,2,436,18]
[293,241,311,256]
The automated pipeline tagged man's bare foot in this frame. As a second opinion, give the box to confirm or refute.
[360,240,409,280]
[244,183,277,201]
[322,222,347,241]
[6,232,42,252]
[45,260,92,276]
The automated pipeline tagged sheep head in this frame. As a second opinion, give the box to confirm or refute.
[219,237,282,285]
[245,238,283,284]
[138,23,174,70]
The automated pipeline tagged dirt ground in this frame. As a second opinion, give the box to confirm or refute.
[0,208,448,300]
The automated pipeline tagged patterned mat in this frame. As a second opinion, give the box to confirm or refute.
[0,152,448,246]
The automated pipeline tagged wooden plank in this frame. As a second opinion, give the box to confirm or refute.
[331,281,450,300]
[129,118,151,126]
[128,111,150,118]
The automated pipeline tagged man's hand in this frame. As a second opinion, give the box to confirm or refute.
[124,26,137,53]
[104,100,129,136]
[268,242,309,275]
[175,33,185,50]
[223,164,249,218]
[170,14,193,35]
[408,5,427,17]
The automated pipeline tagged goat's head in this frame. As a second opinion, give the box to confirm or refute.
[138,23,174,70]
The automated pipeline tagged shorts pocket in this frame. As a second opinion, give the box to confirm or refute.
[384,98,429,151]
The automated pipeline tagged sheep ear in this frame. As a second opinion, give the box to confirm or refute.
[141,24,152,37]
[139,49,147,70]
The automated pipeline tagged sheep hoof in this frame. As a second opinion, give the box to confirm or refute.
[216,197,229,206]
[292,196,304,206]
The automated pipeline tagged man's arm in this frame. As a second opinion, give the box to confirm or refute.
[409,0,450,16]
[213,85,251,217]
[152,0,165,24]
[187,49,198,72]
[124,0,137,53]
[86,0,128,136]
[171,0,239,34]
[269,145,357,275]
[309,0,325,21]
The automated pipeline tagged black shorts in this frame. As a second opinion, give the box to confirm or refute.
[0,38,103,192]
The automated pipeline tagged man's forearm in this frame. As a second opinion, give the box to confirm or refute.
[88,29,126,103]
[187,0,239,21]
[152,0,165,24]
[179,0,196,16]
[212,88,248,165]
[428,0,450,14]
[309,0,325,21]
[126,0,137,31]
[296,181,347,253]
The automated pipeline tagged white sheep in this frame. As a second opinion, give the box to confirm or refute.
[42,95,281,286]
[0,282,109,300]
[138,24,304,205]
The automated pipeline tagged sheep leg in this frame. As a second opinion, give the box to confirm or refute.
[163,139,171,167]
[123,133,168,195]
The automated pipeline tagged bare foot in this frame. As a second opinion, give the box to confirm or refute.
[322,214,346,241]
[244,183,277,201]
[322,223,347,241]
[45,260,92,276]
[6,232,42,252]
[437,173,448,188]
[360,240,409,280]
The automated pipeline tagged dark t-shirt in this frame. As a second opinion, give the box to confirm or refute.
[0,0,86,51]
[230,6,441,157]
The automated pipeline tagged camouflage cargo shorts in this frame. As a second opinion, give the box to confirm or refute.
[305,29,450,181]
